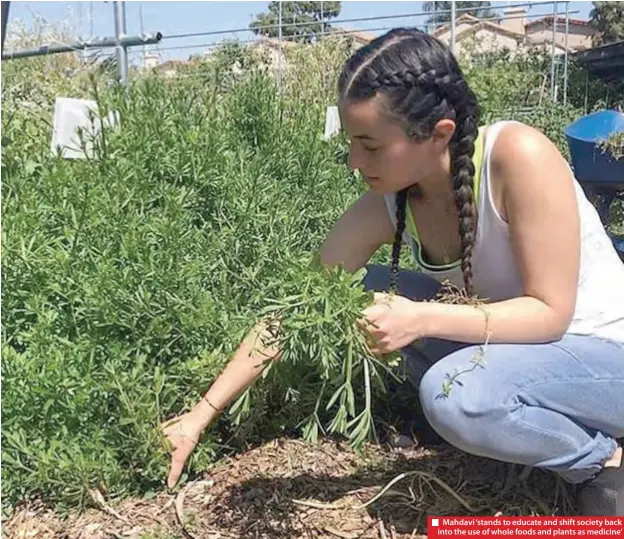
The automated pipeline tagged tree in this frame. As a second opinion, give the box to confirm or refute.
[589,1,624,46]
[423,1,495,28]
[250,1,341,44]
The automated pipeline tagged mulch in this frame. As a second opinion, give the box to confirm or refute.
[2,437,577,539]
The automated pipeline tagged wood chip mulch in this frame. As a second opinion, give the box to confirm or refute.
[2,437,576,539]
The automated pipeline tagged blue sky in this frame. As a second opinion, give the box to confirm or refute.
[6,1,593,63]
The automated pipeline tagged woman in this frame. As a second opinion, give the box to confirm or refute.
[162,28,624,516]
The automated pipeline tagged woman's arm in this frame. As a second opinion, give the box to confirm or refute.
[320,190,395,271]
[163,190,394,487]
[426,122,580,344]
[200,191,394,414]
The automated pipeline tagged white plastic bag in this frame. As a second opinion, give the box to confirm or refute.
[50,97,118,159]
[323,105,341,140]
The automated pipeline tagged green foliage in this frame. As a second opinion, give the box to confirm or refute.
[1,66,367,509]
[228,258,403,452]
[598,131,624,161]
[423,1,495,28]
[250,1,342,43]
[590,1,624,46]
[459,46,613,160]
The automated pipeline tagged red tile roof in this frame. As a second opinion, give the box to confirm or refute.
[525,16,590,28]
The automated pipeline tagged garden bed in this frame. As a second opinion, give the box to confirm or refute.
[4,438,574,539]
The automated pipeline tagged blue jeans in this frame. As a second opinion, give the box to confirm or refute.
[363,265,624,484]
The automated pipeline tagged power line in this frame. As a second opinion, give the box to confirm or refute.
[161,1,560,41]
[127,9,579,57]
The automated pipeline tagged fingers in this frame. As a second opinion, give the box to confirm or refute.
[160,417,182,433]
[368,341,390,357]
[373,292,390,303]
[167,450,187,489]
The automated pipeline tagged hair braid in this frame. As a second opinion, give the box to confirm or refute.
[447,81,479,296]
[389,188,408,294]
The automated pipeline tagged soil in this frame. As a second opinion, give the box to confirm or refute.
[2,437,576,539]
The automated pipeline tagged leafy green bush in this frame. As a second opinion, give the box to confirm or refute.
[2,68,381,509]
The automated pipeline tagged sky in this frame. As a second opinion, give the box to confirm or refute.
[5,1,594,63]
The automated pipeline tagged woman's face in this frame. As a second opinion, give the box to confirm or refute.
[339,96,455,195]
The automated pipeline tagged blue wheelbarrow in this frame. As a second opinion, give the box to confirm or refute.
[564,110,624,260]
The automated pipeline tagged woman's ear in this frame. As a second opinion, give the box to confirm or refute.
[431,119,456,147]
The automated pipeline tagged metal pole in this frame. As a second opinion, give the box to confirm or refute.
[550,0,557,101]
[563,1,569,105]
[320,0,324,37]
[139,3,146,67]
[278,0,282,93]
[1,1,10,54]
[1,32,162,60]
[77,1,83,37]
[114,1,128,85]
[450,1,456,54]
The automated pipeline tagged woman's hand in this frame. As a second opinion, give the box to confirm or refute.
[161,411,206,489]
[361,293,430,355]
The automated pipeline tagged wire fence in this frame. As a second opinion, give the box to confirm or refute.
[1,1,590,105]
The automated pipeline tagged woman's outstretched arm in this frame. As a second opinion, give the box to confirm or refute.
[162,191,394,488]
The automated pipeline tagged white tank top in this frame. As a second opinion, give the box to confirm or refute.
[384,120,624,345]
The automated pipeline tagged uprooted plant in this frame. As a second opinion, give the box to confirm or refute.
[226,257,403,453]
[226,260,493,453]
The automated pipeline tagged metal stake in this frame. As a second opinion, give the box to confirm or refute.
[450,1,456,54]
[550,0,557,101]
[563,1,570,105]
[114,1,128,85]
[278,0,282,93]
[1,1,10,54]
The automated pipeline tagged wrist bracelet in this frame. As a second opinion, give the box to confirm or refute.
[203,394,224,413]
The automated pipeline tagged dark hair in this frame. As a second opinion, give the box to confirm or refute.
[338,28,480,296]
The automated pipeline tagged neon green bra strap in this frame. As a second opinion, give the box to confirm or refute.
[405,127,485,271]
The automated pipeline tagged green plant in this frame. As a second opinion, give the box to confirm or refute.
[228,257,405,451]
[598,131,624,160]
[1,65,371,509]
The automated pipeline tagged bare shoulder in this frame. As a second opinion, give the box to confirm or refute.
[488,122,575,214]
[490,121,570,186]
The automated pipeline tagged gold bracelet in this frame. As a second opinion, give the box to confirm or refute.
[203,394,224,413]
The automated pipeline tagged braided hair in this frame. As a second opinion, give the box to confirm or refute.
[338,28,480,296]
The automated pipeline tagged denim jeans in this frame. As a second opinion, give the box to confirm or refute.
[362,264,624,484]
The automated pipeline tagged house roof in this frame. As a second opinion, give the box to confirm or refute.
[154,60,185,70]
[326,27,377,44]
[525,16,590,29]
[573,39,624,84]
[348,30,377,44]
[248,37,298,49]
[433,14,526,41]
